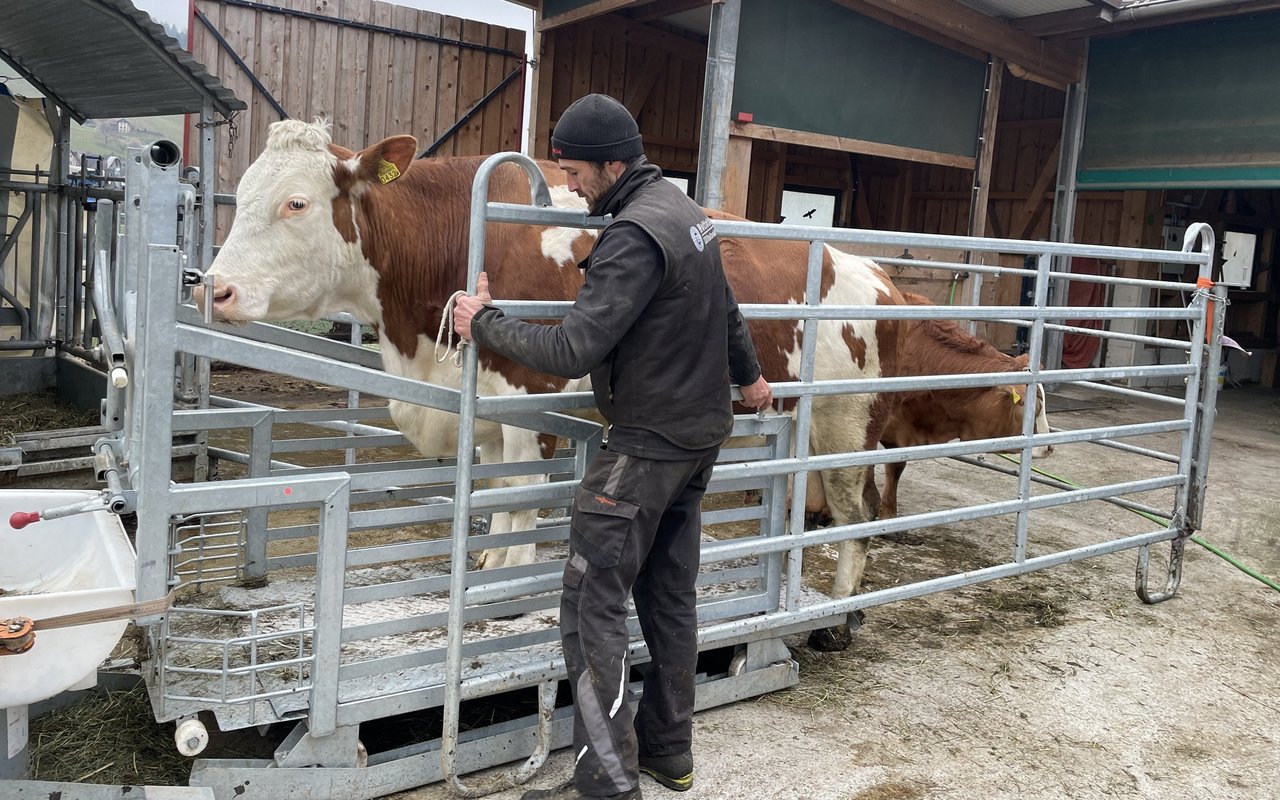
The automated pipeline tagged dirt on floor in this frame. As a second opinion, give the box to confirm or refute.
[12,373,1280,800]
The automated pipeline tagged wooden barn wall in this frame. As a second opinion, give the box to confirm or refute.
[189,0,526,242]
[539,17,706,173]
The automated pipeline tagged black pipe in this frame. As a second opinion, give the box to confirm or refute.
[214,0,523,59]
[195,8,290,120]
[420,65,524,159]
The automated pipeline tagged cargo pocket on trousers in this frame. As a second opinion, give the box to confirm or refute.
[571,485,640,569]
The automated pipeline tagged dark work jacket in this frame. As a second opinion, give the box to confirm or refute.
[471,158,762,457]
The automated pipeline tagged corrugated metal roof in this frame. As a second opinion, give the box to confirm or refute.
[0,0,245,123]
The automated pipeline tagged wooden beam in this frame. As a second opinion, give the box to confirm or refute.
[721,134,752,217]
[731,121,976,170]
[851,0,1082,87]
[626,0,711,25]
[1012,140,1060,240]
[1014,6,1114,38]
[529,16,556,158]
[623,49,668,117]
[968,56,1003,240]
[538,0,650,31]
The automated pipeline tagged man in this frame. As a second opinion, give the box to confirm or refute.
[454,93,772,800]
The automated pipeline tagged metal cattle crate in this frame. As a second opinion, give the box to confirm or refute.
[81,151,1222,799]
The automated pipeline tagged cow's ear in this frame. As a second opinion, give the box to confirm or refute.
[356,135,418,187]
[1013,353,1031,369]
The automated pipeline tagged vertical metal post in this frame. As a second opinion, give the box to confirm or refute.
[54,110,72,348]
[133,242,181,617]
[308,479,352,738]
[1013,253,1051,563]
[198,103,218,482]
[125,145,185,618]
[763,419,791,609]
[967,272,984,336]
[694,0,741,210]
[199,101,217,273]
[784,240,824,612]
[346,322,361,466]
[1182,223,1220,530]
[245,414,274,580]
[1046,43,1089,374]
[28,185,43,345]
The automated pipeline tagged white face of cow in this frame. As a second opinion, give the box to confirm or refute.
[199,120,416,325]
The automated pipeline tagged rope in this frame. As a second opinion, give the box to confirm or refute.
[435,290,469,367]
[995,453,1280,592]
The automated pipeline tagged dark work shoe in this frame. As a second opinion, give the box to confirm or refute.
[639,752,693,792]
[520,779,643,800]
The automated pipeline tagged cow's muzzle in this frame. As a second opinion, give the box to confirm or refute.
[192,280,238,320]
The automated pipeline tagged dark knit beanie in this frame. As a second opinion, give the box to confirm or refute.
[551,94,644,162]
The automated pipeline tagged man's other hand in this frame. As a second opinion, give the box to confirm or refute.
[739,376,773,411]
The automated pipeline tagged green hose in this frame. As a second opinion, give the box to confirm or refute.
[995,454,1280,593]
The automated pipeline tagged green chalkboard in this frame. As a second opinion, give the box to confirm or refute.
[732,0,986,159]
[1080,13,1280,188]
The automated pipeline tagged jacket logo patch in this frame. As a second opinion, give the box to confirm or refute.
[594,494,617,507]
[690,219,716,252]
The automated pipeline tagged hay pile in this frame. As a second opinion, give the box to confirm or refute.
[0,391,98,445]
[29,682,189,786]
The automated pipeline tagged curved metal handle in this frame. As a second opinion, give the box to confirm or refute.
[1135,536,1187,604]
[442,679,559,797]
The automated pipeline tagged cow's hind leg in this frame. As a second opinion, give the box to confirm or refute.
[806,466,875,652]
[804,395,882,652]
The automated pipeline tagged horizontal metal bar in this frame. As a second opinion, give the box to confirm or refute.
[1070,380,1189,406]
[271,433,410,453]
[491,300,1201,322]
[869,257,1202,293]
[703,474,1183,564]
[710,218,1210,264]
[167,474,350,514]
[760,364,1195,399]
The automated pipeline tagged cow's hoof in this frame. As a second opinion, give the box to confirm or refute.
[808,624,853,652]
[883,531,924,545]
[805,511,834,528]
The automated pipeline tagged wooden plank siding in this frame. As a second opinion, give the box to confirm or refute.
[189,0,527,243]
[537,17,706,173]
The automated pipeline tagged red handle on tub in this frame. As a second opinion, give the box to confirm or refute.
[8,511,41,530]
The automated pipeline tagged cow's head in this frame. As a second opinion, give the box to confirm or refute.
[197,120,416,324]
[1000,354,1053,458]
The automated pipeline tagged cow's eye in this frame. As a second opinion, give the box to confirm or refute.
[282,195,310,216]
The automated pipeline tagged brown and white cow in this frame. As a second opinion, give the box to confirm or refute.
[876,292,1052,520]
[199,120,904,648]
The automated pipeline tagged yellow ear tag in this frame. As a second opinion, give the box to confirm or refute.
[1010,387,1023,405]
[377,159,401,184]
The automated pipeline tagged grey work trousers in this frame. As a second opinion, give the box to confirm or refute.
[561,445,718,797]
